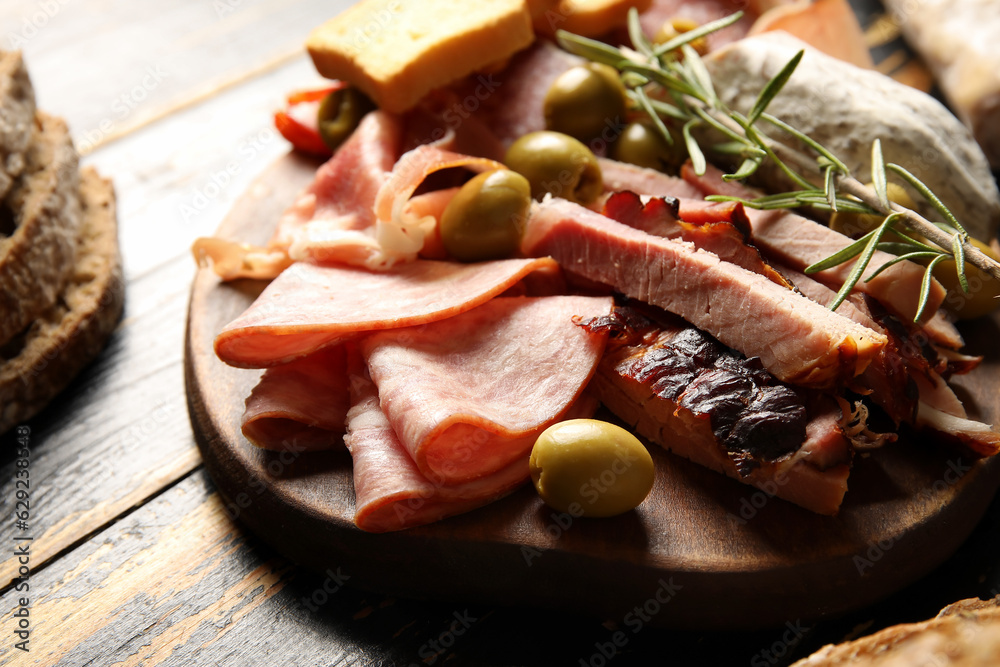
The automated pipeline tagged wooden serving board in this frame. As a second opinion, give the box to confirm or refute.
[185,151,1000,630]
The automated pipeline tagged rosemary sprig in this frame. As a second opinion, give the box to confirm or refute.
[556,9,1000,321]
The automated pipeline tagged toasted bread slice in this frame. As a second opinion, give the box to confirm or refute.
[306,0,534,113]
[0,51,35,200]
[0,112,81,347]
[0,167,123,434]
[794,596,1000,666]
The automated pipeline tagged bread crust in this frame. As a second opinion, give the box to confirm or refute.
[0,168,123,434]
[793,596,1000,666]
[0,111,81,347]
[0,51,35,200]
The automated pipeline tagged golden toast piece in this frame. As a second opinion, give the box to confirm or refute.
[307,0,534,113]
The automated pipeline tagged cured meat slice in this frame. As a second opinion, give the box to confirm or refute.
[274,110,402,258]
[582,306,853,515]
[372,143,503,237]
[241,346,350,451]
[597,158,703,200]
[684,163,947,324]
[345,357,531,533]
[460,40,584,147]
[523,197,887,389]
[215,256,559,368]
[601,190,793,289]
[638,0,757,52]
[194,111,404,280]
[362,296,613,484]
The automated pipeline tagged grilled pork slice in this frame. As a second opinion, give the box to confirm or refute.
[523,197,887,389]
[581,306,854,515]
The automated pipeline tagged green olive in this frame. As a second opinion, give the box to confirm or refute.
[612,121,683,172]
[544,63,627,142]
[933,237,1000,320]
[529,419,655,518]
[829,182,916,238]
[504,131,603,204]
[317,87,375,150]
[439,169,532,262]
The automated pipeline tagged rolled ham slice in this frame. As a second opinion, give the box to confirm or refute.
[523,197,887,389]
[215,256,559,368]
[362,295,614,484]
[241,346,350,451]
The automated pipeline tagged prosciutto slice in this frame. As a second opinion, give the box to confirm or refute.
[362,296,613,484]
[241,346,350,451]
[523,197,887,389]
[275,110,402,262]
[215,256,559,368]
[193,111,404,280]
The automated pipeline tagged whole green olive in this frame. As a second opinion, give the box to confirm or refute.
[612,121,682,172]
[317,87,375,151]
[933,237,1000,320]
[529,419,655,518]
[544,63,627,142]
[439,169,532,262]
[504,131,603,204]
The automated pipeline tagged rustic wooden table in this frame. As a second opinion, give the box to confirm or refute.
[2,1,1000,665]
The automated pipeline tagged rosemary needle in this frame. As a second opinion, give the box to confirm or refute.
[556,9,1000,320]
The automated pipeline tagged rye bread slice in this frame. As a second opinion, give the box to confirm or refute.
[0,51,35,200]
[0,111,81,346]
[0,167,124,434]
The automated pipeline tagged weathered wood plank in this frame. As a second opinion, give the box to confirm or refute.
[3,470,1000,666]
[0,0,355,152]
[0,53,320,590]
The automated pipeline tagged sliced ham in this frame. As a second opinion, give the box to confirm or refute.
[345,356,531,533]
[362,296,613,484]
[241,346,350,451]
[215,257,559,368]
[523,197,887,389]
